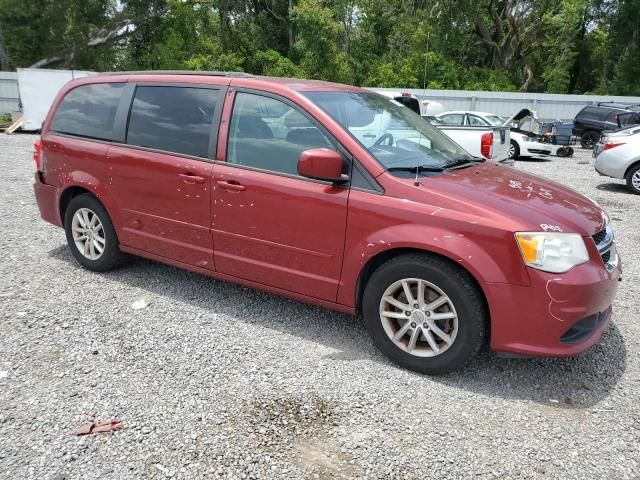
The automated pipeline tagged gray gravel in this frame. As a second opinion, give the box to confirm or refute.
[1,134,639,479]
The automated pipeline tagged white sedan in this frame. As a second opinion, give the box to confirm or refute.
[435,110,552,160]
[594,125,640,194]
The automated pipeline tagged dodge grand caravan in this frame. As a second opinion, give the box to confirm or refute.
[33,72,621,374]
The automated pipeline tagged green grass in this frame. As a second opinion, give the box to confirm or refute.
[0,113,12,124]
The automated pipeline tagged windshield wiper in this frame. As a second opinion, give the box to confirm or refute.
[443,157,484,169]
[387,165,445,173]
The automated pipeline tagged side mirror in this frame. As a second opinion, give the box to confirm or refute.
[297,148,349,184]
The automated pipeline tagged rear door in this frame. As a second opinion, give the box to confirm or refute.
[106,83,224,268]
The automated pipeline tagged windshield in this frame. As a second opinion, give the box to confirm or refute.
[303,91,472,170]
[485,114,507,126]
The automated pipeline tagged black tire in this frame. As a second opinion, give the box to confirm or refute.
[508,140,520,160]
[362,253,488,375]
[580,131,599,149]
[64,193,126,271]
[625,163,640,195]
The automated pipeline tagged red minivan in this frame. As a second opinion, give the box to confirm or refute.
[33,72,621,374]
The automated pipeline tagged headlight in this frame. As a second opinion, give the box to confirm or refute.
[521,136,529,142]
[515,232,589,273]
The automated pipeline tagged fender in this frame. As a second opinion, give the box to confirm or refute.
[59,171,123,230]
[337,223,531,308]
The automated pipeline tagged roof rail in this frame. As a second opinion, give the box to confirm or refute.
[101,70,254,78]
[597,101,640,109]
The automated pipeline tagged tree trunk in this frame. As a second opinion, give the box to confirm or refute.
[0,23,9,71]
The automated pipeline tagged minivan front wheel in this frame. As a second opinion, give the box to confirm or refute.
[64,194,125,271]
[362,254,487,374]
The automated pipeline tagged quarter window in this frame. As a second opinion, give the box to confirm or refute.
[51,83,124,141]
[127,86,220,158]
[227,92,334,176]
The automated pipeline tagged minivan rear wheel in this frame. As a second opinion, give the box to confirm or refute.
[64,194,126,271]
[362,253,487,374]
[626,164,640,195]
[580,131,599,149]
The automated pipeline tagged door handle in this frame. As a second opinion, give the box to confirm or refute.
[363,134,376,138]
[216,180,246,192]
[179,173,205,184]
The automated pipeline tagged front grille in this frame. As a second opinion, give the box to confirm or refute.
[592,228,607,245]
[592,224,617,271]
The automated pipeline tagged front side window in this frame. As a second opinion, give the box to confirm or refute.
[51,83,124,141]
[227,92,334,176]
[127,86,219,158]
[304,92,471,171]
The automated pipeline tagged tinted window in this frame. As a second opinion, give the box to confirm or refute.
[51,83,124,140]
[127,86,219,158]
[227,92,334,176]
[578,106,610,121]
[393,96,420,115]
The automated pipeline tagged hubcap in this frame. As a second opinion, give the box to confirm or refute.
[71,208,105,260]
[632,170,640,191]
[508,144,516,158]
[379,278,458,358]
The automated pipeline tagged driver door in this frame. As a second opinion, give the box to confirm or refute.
[211,91,350,302]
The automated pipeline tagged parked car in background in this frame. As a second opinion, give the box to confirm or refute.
[594,125,640,194]
[33,72,620,374]
[573,102,640,149]
[375,95,511,165]
[435,109,552,160]
[372,90,445,118]
[428,117,512,165]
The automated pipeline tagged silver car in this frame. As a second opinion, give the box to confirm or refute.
[594,125,640,194]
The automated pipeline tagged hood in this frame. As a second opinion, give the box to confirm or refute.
[399,163,606,235]
[503,108,540,131]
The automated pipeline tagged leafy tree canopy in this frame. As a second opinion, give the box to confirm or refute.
[0,0,638,95]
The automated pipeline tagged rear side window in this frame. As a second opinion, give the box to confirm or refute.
[438,113,464,126]
[467,114,489,126]
[127,86,220,158]
[51,83,124,140]
[577,107,609,121]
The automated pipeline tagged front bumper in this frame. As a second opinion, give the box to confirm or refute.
[33,172,62,227]
[594,152,626,180]
[485,253,621,357]
[523,142,552,156]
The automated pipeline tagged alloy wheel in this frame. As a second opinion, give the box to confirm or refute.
[379,278,458,357]
[632,170,640,192]
[71,208,106,260]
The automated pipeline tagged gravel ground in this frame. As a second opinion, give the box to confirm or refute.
[1,134,639,480]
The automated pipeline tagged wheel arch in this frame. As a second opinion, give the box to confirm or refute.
[59,186,97,222]
[623,158,640,179]
[354,247,490,317]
